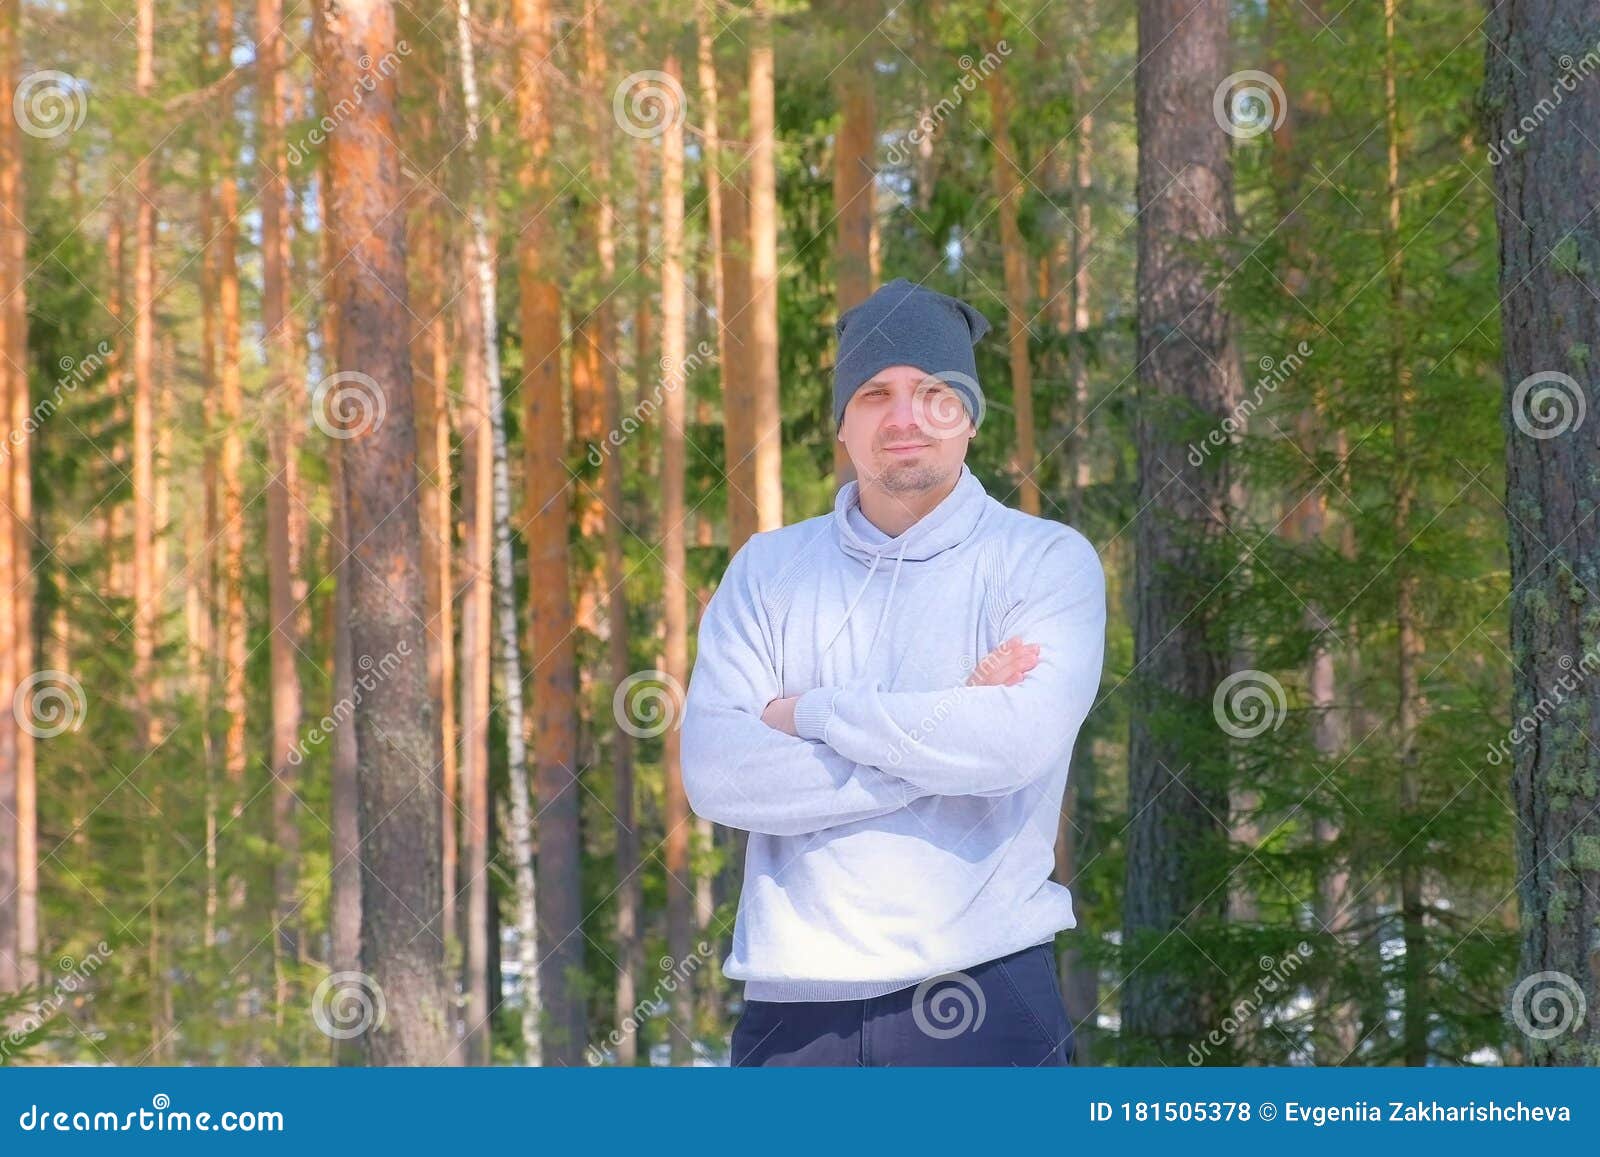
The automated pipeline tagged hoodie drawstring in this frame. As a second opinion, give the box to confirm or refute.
[818,532,908,676]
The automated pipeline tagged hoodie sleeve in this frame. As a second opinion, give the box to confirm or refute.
[791,530,1106,798]
[680,540,925,837]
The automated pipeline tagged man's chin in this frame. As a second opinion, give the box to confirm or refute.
[870,459,946,494]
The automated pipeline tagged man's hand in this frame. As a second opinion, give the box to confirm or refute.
[761,695,800,736]
[966,636,1040,687]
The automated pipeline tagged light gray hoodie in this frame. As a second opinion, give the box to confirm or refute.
[681,463,1106,1001]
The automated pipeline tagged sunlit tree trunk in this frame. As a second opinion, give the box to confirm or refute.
[513,0,569,1067]
[830,0,875,489]
[317,0,456,1065]
[256,0,304,1029]
[747,0,783,533]
[655,50,695,1067]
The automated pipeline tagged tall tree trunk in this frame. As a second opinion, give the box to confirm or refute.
[1121,0,1240,1063]
[1484,0,1600,1066]
[408,175,458,962]
[216,0,249,929]
[1377,0,1427,1067]
[514,0,574,1067]
[657,50,694,1067]
[316,0,456,1066]
[0,0,31,992]
[987,3,1038,515]
[455,0,543,1066]
[703,0,758,911]
[0,0,15,999]
[316,42,363,1059]
[587,2,641,1068]
[830,0,875,489]
[456,212,494,1066]
[131,0,171,1059]
[196,14,221,954]
[256,0,304,1031]
[1066,46,1094,505]
[746,0,783,534]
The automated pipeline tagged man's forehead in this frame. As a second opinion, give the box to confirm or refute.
[864,369,953,387]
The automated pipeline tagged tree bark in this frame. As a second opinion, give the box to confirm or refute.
[830,0,876,489]
[746,0,783,534]
[585,1,642,1068]
[987,3,1038,515]
[657,50,695,1067]
[316,0,456,1066]
[1485,0,1600,1065]
[256,0,304,1028]
[514,0,578,1066]
[1121,0,1241,1063]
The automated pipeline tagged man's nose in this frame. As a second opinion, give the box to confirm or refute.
[886,389,920,430]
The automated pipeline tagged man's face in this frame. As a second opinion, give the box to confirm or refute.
[837,364,974,496]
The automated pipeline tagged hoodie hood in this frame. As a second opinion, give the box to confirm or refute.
[820,463,990,667]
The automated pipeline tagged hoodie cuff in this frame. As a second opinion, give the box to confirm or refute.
[792,686,839,742]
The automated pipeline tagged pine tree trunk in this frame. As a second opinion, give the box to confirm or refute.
[455,0,543,1065]
[830,0,875,489]
[320,86,363,1063]
[256,0,304,1027]
[0,0,15,997]
[514,0,576,1067]
[0,0,31,992]
[987,3,1038,515]
[1485,0,1600,1066]
[657,50,694,1068]
[746,0,783,535]
[584,1,642,1068]
[217,0,249,925]
[408,190,458,959]
[1121,0,1241,1063]
[316,0,456,1066]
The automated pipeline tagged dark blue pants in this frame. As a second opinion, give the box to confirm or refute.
[730,942,1074,1067]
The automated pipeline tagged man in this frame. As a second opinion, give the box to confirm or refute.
[682,278,1106,1066]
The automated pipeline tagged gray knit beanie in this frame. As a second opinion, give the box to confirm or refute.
[832,278,991,431]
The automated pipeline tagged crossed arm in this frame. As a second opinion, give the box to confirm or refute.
[680,533,1106,837]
